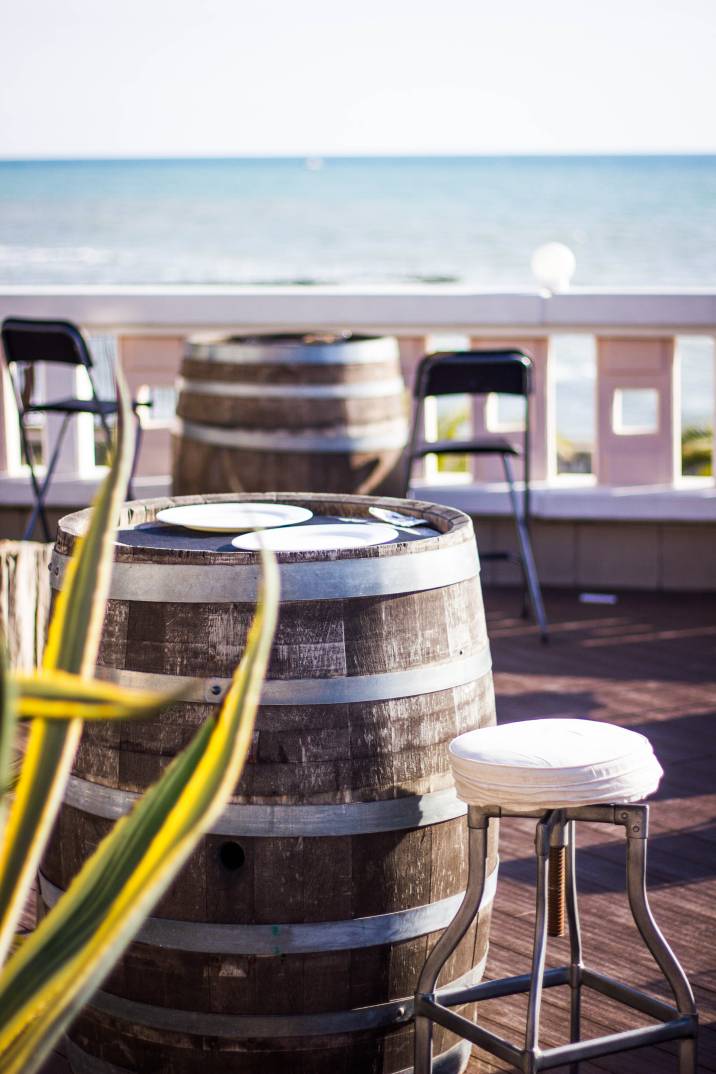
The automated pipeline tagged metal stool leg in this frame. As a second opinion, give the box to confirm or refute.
[414,813,489,1074]
[624,806,697,1074]
[525,812,560,1066]
[678,1038,698,1074]
[565,820,583,1074]
[19,421,51,541]
[502,454,548,642]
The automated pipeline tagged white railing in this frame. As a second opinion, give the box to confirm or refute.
[0,285,714,523]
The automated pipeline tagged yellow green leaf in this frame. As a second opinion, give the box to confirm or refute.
[12,668,183,721]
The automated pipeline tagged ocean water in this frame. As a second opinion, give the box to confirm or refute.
[0,155,714,441]
[1,155,715,287]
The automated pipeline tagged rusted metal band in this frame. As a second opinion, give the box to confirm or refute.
[62,778,470,836]
[40,868,497,955]
[186,337,399,366]
[94,646,492,706]
[65,1035,471,1071]
[172,416,409,452]
[50,538,479,603]
[176,375,405,399]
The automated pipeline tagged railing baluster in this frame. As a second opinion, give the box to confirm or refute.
[595,337,679,485]
[117,334,186,478]
[397,335,430,484]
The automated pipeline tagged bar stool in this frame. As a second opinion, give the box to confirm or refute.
[414,719,698,1074]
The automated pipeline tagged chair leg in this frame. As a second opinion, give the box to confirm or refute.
[22,413,70,542]
[414,816,489,1074]
[624,807,697,1070]
[525,812,560,1063]
[502,454,548,642]
[679,1038,698,1074]
[18,417,51,541]
[565,820,583,1074]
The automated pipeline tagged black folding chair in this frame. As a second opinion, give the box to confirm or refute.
[1,317,144,541]
[404,349,548,641]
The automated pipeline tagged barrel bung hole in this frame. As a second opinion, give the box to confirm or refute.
[219,841,245,871]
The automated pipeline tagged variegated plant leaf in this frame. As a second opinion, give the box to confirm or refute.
[13,668,183,721]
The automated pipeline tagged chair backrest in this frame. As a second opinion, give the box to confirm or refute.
[1,317,93,370]
[415,350,532,400]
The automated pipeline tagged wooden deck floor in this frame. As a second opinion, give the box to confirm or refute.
[467,586,716,1074]
[39,586,715,1074]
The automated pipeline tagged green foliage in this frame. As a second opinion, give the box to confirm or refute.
[436,398,471,473]
[681,425,712,477]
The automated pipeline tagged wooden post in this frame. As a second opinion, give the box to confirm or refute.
[0,541,53,668]
[0,363,15,475]
[595,337,679,485]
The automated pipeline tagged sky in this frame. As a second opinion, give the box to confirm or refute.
[1,0,715,158]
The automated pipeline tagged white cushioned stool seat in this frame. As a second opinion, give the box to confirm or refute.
[449,718,663,811]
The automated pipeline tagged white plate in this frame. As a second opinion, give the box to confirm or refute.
[156,502,313,533]
[232,522,399,552]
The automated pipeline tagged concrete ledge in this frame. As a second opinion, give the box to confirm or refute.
[413,476,716,523]
[470,516,716,592]
[1,473,714,522]
[0,285,714,334]
[0,473,171,507]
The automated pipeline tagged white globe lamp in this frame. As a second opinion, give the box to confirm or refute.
[530,243,576,293]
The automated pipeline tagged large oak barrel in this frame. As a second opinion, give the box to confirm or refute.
[172,334,408,497]
[43,493,497,1074]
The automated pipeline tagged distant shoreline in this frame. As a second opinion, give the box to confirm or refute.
[1,152,716,165]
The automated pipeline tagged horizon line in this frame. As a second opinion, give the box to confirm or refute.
[1,150,715,164]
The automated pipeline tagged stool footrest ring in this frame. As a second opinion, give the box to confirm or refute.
[415,998,522,1068]
[582,967,679,1022]
[536,1016,697,1071]
[418,991,695,1073]
[426,966,569,1008]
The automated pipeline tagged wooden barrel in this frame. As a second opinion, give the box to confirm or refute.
[171,334,408,497]
[43,493,498,1074]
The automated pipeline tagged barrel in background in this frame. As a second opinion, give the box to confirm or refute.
[172,334,409,497]
[44,493,496,1074]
